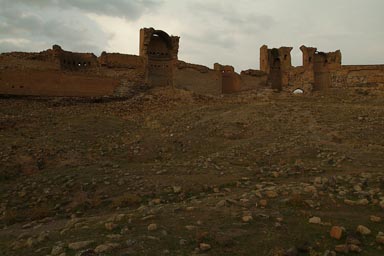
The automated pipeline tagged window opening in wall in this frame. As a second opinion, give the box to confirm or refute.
[284,54,287,60]
[309,57,312,63]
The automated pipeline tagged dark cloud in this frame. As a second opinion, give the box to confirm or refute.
[0,0,163,54]
[0,0,383,70]
[1,0,163,20]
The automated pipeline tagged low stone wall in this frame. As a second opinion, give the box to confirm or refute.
[332,65,384,88]
[240,70,268,91]
[99,53,145,69]
[0,70,119,97]
[174,63,221,95]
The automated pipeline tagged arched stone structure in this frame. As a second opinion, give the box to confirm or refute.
[140,28,179,87]
[260,45,292,91]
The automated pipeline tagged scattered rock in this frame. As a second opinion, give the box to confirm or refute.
[308,216,321,224]
[199,243,211,251]
[185,225,197,231]
[344,199,356,206]
[356,198,369,206]
[37,231,49,243]
[105,222,118,231]
[51,245,64,255]
[348,244,362,253]
[330,226,343,240]
[370,215,382,223]
[68,240,94,250]
[356,225,371,235]
[335,244,349,253]
[265,191,278,198]
[303,185,317,194]
[284,247,298,256]
[242,215,253,223]
[216,199,227,207]
[77,249,97,256]
[376,232,384,244]
[259,199,268,208]
[353,185,362,192]
[346,236,361,246]
[94,243,120,253]
[172,186,182,193]
[147,223,158,231]
[25,237,36,247]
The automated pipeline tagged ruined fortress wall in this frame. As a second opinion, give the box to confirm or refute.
[0,70,119,97]
[287,67,314,92]
[0,52,60,71]
[286,65,384,92]
[239,70,268,91]
[0,52,120,97]
[174,63,221,95]
[331,65,384,88]
[58,52,98,70]
[1,29,383,97]
[222,73,241,94]
[99,53,145,69]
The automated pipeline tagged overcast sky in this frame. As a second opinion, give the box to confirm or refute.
[0,0,383,71]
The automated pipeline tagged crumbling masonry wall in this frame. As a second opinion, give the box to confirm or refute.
[260,45,293,90]
[140,28,179,87]
[0,27,383,98]
[285,46,384,91]
[240,69,268,91]
[214,63,241,94]
[174,61,221,95]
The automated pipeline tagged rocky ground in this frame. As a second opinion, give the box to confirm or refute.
[1,87,384,256]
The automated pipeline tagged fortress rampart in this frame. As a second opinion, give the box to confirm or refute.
[0,28,382,97]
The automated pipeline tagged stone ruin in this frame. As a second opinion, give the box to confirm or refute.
[0,27,383,97]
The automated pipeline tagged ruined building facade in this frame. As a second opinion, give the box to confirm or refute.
[0,28,383,97]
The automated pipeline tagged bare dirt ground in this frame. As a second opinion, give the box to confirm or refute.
[1,87,384,256]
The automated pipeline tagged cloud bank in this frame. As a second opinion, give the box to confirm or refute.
[0,0,383,70]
